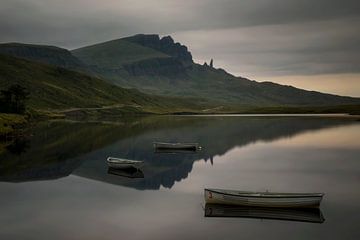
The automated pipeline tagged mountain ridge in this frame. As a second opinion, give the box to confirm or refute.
[123,34,193,65]
[71,34,360,106]
[1,35,360,111]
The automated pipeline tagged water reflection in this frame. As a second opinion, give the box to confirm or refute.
[204,204,325,223]
[0,116,358,189]
[5,137,30,155]
[1,115,360,240]
[154,148,200,154]
[107,167,144,179]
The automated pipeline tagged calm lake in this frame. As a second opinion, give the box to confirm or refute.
[1,115,359,239]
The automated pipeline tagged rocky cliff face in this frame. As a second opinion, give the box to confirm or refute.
[123,57,189,78]
[123,34,193,65]
[0,43,87,72]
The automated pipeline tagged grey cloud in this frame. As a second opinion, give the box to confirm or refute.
[173,17,360,77]
[0,0,359,78]
[1,0,360,48]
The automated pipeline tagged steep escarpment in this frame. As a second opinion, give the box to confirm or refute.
[72,35,192,82]
[123,34,193,65]
[123,57,188,78]
[72,34,360,107]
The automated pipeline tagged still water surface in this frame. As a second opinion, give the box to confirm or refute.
[0,115,359,239]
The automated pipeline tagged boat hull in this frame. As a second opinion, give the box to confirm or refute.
[205,189,324,208]
[107,162,142,169]
[106,157,143,169]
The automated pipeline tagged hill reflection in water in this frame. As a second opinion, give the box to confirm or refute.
[0,115,358,190]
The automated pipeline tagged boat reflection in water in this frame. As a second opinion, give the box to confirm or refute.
[107,167,144,179]
[153,142,201,153]
[154,148,200,154]
[204,204,325,224]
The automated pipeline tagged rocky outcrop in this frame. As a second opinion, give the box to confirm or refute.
[123,57,188,78]
[124,34,193,65]
[210,59,214,68]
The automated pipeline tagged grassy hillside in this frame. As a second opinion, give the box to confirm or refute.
[72,34,360,107]
[0,54,208,114]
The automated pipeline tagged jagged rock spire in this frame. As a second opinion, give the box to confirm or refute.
[210,59,213,68]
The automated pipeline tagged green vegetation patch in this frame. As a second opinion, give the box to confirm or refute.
[0,113,27,136]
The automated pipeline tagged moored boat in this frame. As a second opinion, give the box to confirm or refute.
[153,142,201,151]
[205,189,324,208]
[106,157,143,169]
[204,204,325,223]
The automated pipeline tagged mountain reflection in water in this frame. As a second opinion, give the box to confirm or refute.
[0,115,358,190]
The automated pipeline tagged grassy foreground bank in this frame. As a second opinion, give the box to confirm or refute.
[0,113,27,136]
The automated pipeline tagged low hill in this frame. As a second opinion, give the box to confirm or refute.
[0,43,89,73]
[0,54,206,113]
[72,34,360,107]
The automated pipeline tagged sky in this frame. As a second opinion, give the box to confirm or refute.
[1,0,360,97]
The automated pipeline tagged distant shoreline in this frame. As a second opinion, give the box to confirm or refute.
[171,113,359,117]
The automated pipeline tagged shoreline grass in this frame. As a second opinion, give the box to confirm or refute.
[0,113,27,137]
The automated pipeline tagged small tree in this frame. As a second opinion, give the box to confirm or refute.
[0,84,30,114]
[0,89,12,112]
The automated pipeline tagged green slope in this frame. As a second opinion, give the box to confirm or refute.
[0,54,207,113]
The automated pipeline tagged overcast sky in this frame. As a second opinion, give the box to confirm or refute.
[1,0,360,96]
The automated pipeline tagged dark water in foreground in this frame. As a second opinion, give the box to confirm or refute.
[0,115,360,239]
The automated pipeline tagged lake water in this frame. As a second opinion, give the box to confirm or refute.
[0,115,359,239]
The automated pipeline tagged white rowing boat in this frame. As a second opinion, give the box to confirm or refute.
[204,189,324,208]
[153,142,201,151]
[106,157,143,169]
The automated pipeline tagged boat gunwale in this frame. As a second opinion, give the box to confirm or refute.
[106,157,143,164]
[153,142,199,144]
[205,189,324,198]
[153,142,199,147]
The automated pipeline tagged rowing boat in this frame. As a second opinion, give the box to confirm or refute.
[204,189,324,208]
[204,204,325,223]
[106,157,143,169]
[153,142,201,151]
